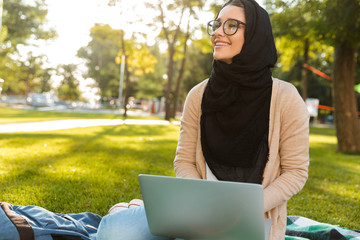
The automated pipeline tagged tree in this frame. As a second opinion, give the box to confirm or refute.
[1,0,55,52]
[77,24,122,101]
[133,44,167,100]
[0,51,50,96]
[56,64,81,101]
[20,52,43,97]
[116,33,157,117]
[265,0,328,100]
[39,67,54,93]
[145,0,205,120]
[78,24,157,112]
[314,0,360,153]
[171,19,191,118]
[0,0,56,95]
[182,37,213,94]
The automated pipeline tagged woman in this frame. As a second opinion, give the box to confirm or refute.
[97,0,309,239]
[173,0,309,239]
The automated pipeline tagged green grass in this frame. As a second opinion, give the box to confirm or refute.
[287,126,359,230]
[0,106,163,124]
[0,125,179,216]
[0,112,359,230]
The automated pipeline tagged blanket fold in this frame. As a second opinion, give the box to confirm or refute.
[285,216,360,240]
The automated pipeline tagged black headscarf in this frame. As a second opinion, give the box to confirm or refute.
[200,0,277,183]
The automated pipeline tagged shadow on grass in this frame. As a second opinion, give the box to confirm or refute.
[101,124,180,137]
[288,178,359,230]
[0,125,179,215]
[289,160,360,229]
[309,126,336,137]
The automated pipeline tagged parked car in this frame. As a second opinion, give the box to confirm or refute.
[27,93,55,107]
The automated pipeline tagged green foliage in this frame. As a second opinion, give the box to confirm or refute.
[0,25,8,43]
[133,45,167,100]
[1,51,52,95]
[77,24,122,100]
[182,42,213,94]
[77,24,161,102]
[0,54,22,92]
[144,0,207,119]
[39,67,54,93]
[0,0,56,95]
[1,0,56,50]
[116,42,157,76]
[315,0,360,47]
[267,0,337,110]
[267,0,320,39]
[56,64,81,101]
[267,0,333,71]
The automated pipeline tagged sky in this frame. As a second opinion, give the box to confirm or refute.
[42,0,127,68]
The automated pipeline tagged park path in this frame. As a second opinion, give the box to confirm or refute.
[0,119,180,133]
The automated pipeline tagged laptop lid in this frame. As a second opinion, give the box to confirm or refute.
[139,174,266,240]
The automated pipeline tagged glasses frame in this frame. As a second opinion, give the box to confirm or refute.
[207,18,246,36]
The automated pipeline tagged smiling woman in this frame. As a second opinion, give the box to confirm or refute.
[173,0,309,240]
[209,4,246,64]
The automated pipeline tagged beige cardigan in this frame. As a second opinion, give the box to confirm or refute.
[174,78,309,240]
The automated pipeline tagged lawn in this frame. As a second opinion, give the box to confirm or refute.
[0,105,163,124]
[287,127,359,230]
[0,109,359,230]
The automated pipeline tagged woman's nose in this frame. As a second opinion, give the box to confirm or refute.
[213,24,225,36]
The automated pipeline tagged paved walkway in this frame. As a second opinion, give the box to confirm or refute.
[0,119,180,133]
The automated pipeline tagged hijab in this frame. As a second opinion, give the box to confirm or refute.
[200,0,277,183]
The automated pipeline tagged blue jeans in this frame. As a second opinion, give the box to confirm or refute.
[97,205,180,240]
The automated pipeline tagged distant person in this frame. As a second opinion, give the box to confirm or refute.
[97,0,309,239]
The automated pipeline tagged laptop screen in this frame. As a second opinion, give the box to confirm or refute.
[139,174,267,240]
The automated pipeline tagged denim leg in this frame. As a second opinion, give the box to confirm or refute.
[96,205,173,240]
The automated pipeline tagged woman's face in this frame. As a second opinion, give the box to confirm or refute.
[211,5,246,64]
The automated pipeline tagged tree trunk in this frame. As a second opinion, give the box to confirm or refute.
[119,30,131,118]
[165,46,175,121]
[333,44,360,153]
[301,38,309,101]
[171,20,190,119]
[123,60,130,118]
[25,73,30,102]
[161,5,185,121]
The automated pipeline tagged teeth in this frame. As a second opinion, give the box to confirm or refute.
[216,42,229,46]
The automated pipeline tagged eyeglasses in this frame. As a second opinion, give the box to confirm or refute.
[207,18,246,36]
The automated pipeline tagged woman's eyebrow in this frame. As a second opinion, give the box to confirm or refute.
[216,17,238,21]
[215,17,226,22]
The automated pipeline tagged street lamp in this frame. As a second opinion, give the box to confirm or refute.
[0,78,4,96]
[118,54,125,112]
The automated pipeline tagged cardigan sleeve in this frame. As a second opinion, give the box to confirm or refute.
[173,82,204,179]
[263,83,310,212]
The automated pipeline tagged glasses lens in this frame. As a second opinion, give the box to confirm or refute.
[207,20,221,35]
[224,19,238,35]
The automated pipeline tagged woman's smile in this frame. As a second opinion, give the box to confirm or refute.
[214,40,231,48]
[211,5,246,64]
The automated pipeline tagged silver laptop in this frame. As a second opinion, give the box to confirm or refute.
[138,174,272,240]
